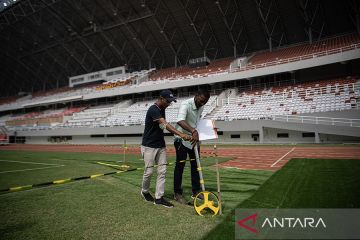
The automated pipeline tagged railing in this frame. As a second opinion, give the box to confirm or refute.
[271,115,360,127]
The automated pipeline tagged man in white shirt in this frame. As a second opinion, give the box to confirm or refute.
[173,88,210,204]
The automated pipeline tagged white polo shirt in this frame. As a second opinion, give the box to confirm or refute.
[174,98,204,149]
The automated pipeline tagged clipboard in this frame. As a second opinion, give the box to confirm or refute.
[196,119,218,141]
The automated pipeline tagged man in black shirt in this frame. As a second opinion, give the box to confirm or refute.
[141,90,191,208]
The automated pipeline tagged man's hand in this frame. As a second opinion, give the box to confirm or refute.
[180,133,192,141]
[190,129,199,144]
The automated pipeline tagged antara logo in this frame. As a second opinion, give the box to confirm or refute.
[237,213,259,233]
[237,213,326,234]
[262,217,326,228]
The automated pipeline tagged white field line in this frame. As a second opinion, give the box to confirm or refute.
[0,165,64,174]
[0,159,62,166]
[270,147,296,168]
[0,159,64,174]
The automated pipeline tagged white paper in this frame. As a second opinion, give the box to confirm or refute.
[196,119,218,141]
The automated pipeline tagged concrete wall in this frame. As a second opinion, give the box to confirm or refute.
[25,135,179,145]
[23,127,360,145]
[18,109,360,145]
[263,128,316,144]
[300,109,360,119]
[318,133,360,143]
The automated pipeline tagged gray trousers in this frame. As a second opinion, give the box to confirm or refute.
[141,146,167,199]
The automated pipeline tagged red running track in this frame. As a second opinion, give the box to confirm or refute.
[0,144,359,171]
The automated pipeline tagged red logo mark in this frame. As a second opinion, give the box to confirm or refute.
[237,213,258,234]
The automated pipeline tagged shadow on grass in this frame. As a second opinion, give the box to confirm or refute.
[202,158,360,240]
[0,222,36,239]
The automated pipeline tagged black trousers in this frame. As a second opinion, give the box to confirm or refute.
[173,139,200,195]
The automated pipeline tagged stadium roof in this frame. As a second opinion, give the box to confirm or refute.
[0,0,358,96]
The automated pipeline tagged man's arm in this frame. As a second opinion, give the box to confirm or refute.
[158,118,192,141]
[177,120,199,144]
[177,120,195,133]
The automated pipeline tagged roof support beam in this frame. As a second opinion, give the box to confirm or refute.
[18,11,152,63]
[60,41,90,73]
[147,5,178,63]
[10,54,43,87]
[44,48,71,77]
[254,0,287,51]
[79,0,131,66]
[37,0,107,70]
[153,0,192,67]
[177,0,204,52]
[346,0,360,35]
[297,0,326,43]
[120,1,152,63]
[214,0,249,57]
[0,0,61,32]
[198,0,222,58]
[116,0,166,69]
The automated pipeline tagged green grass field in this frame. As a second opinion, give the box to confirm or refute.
[0,150,272,240]
[0,150,359,240]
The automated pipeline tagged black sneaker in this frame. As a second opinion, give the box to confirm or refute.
[141,191,154,202]
[154,197,174,208]
[174,193,187,205]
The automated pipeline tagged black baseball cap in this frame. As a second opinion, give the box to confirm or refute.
[160,90,177,103]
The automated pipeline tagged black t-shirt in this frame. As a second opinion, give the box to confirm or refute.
[142,104,166,148]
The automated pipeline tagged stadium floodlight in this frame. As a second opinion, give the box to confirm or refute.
[1,0,20,12]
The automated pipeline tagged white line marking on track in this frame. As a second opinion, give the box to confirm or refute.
[270,147,296,168]
[0,165,64,174]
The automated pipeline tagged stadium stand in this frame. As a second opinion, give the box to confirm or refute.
[149,57,235,81]
[98,95,218,127]
[0,94,218,130]
[240,34,360,70]
[0,26,359,144]
[0,68,158,113]
[96,69,155,90]
[1,75,358,131]
[211,77,359,121]
[0,133,7,145]
[0,0,359,146]
[32,86,72,98]
[141,33,360,84]
[4,107,85,132]
[0,96,19,105]
[61,105,112,128]
[1,34,359,114]
[0,124,9,145]
[102,97,190,127]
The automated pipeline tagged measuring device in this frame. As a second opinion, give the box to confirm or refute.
[193,143,221,216]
